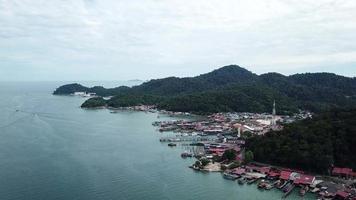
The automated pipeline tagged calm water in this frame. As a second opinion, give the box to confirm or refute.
[0,82,314,200]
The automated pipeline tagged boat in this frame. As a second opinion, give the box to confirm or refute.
[283,184,295,198]
[300,187,306,196]
[278,180,288,189]
[168,143,177,147]
[282,182,292,192]
[265,183,274,190]
[299,186,309,196]
[189,165,200,171]
[310,187,320,193]
[273,180,281,186]
[181,152,193,158]
[223,172,240,180]
[238,178,246,185]
[258,180,267,189]
[247,177,258,185]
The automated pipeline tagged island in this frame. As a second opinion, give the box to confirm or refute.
[53,65,356,199]
[54,65,356,114]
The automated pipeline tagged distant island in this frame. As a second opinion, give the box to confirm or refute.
[53,65,356,114]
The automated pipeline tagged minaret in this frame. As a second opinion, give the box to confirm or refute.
[272,100,276,126]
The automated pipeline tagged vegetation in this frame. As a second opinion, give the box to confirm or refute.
[53,83,131,96]
[243,150,254,164]
[80,97,106,108]
[54,65,356,114]
[227,161,241,169]
[200,158,210,167]
[222,149,237,162]
[194,158,211,169]
[246,109,356,174]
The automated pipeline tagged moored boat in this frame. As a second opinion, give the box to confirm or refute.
[246,177,258,185]
[181,152,193,158]
[258,179,267,189]
[168,143,177,147]
[299,186,309,196]
[283,183,295,198]
[223,172,240,180]
[265,183,274,190]
[238,178,246,185]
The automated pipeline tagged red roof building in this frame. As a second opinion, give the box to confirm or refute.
[280,171,292,180]
[259,167,271,174]
[335,191,350,200]
[332,167,354,177]
[268,171,280,178]
[232,168,246,175]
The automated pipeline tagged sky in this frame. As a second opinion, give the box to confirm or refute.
[0,0,355,81]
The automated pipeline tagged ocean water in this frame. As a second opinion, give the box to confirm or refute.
[0,82,315,200]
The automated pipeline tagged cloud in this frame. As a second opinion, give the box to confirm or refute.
[0,0,355,80]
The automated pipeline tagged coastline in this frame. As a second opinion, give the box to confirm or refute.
[55,92,356,200]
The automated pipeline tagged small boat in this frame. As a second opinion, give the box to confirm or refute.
[238,178,246,185]
[189,165,200,171]
[299,186,308,196]
[247,177,258,185]
[181,152,193,158]
[258,182,266,189]
[282,183,292,192]
[265,184,274,190]
[278,180,288,189]
[223,172,240,180]
[283,183,295,198]
[300,187,306,196]
[273,180,281,186]
[168,143,177,147]
[310,187,320,193]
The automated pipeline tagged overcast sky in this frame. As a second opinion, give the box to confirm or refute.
[0,0,355,81]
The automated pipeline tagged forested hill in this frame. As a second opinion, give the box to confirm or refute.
[246,109,356,174]
[53,65,356,114]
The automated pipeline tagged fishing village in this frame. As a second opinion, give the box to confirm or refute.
[149,106,356,200]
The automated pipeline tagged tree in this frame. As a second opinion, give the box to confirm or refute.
[222,149,237,162]
[244,150,254,164]
[200,158,210,167]
[246,109,356,173]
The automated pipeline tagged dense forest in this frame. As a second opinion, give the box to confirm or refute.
[246,109,356,174]
[53,65,356,114]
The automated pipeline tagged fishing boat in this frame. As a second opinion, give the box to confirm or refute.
[238,177,246,185]
[283,183,295,198]
[223,172,240,180]
[299,186,309,196]
[273,180,281,187]
[258,180,267,189]
[278,180,288,189]
[265,183,274,190]
[282,182,292,192]
[246,177,258,185]
[189,165,200,171]
[181,152,193,158]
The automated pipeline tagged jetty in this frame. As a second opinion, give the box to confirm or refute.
[159,136,216,142]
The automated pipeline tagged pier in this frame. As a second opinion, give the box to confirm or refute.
[159,136,217,142]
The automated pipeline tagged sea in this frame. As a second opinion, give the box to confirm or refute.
[0,81,315,200]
